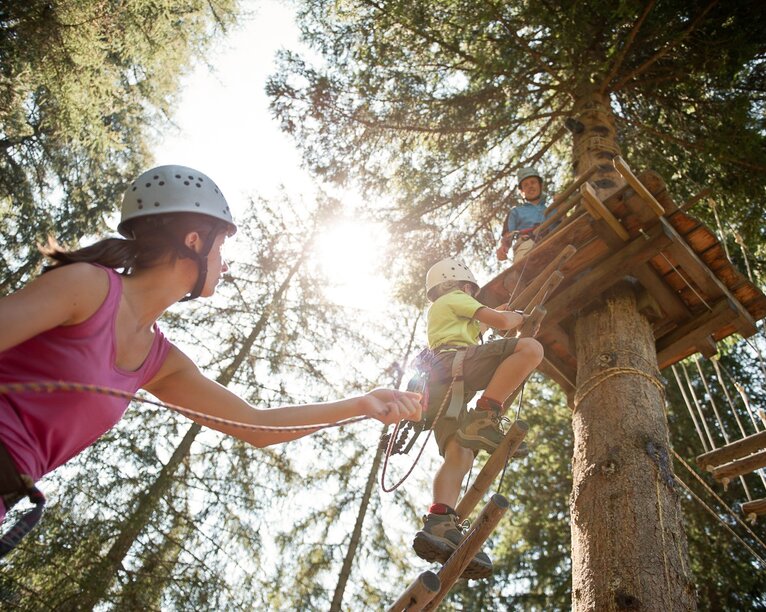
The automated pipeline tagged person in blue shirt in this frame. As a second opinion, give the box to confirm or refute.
[495,167,554,262]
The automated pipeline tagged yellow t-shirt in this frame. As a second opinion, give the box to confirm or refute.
[427,290,483,349]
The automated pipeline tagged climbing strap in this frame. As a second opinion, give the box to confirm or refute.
[0,441,46,559]
[445,349,466,420]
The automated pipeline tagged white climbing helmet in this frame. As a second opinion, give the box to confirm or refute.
[118,165,237,238]
[517,166,543,188]
[425,258,479,300]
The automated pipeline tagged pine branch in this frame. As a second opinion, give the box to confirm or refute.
[599,0,657,94]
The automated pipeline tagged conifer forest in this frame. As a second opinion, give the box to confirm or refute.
[1,1,765,610]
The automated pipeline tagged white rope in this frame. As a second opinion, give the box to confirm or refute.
[671,364,710,453]
[681,361,717,449]
[694,356,730,445]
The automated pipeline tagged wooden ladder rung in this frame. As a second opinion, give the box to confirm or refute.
[711,449,766,485]
[741,498,766,523]
[386,571,440,612]
[696,430,766,471]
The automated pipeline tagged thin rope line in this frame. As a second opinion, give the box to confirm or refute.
[657,250,713,312]
[573,367,664,412]
[673,449,766,558]
[0,381,367,433]
[671,364,710,453]
[681,362,717,449]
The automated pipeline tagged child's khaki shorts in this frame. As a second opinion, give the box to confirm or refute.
[426,337,520,456]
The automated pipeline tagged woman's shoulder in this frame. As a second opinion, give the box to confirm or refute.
[40,263,111,324]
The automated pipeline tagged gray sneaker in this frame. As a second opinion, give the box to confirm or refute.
[456,410,529,457]
[412,510,493,579]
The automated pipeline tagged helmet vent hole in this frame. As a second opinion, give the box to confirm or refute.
[195,183,201,188]
[159,181,165,186]
[184,181,190,185]
[131,186,137,191]
[153,175,159,179]
[195,202,201,207]
[138,204,144,210]
[175,174,181,178]
[145,182,151,187]
[154,202,160,207]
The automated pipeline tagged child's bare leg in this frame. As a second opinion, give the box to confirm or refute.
[483,337,544,404]
[432,438,474,509]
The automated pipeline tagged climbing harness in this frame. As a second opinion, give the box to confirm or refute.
[0,441,46,559]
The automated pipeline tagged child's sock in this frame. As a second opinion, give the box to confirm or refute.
[476,396,503,413]
[428,502,455,515]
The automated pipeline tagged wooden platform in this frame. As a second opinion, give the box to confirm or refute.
[477,158,766,397]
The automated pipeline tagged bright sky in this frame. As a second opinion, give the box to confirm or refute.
[153,0,392,309]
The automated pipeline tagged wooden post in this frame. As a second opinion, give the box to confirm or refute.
[612,156,665,216]
[424,494,510,610]
[455,421,528,521]
[387,571,440,612]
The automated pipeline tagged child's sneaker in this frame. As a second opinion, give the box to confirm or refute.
[412,509,493,579]
[456,409,506,453]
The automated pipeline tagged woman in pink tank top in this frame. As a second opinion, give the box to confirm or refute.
[0,165,422,556]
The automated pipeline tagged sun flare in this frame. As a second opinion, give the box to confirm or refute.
[316,219,391,309]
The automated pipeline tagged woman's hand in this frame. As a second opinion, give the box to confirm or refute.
[362,389,423,425]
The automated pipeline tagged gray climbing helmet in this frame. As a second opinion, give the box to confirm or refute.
[118,165,236,238]
[517,166,543,188]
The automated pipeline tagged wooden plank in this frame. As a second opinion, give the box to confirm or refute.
[696,430,766,471]
[455,421,528,522]
[506,245,577,311]
[660,217,758,337]
[656,299,738,367]
[537,355,577,393]
[544,222,673,326]
[534,165,600,238]
[387,571,440,612]
[632,263,691,322]
[581,182,629,241]
[711,449,766,484]
[425,495,509,610]
[612,156,665,216]
[741,498,766,520]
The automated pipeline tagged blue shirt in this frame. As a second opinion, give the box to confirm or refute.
[503,194,553,234]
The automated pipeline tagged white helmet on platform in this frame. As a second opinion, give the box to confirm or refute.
[426,258,478,301]
[118,165,236,238]
[517,166,543,188]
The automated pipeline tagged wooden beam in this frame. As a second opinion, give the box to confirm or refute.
[534,165,600,238]
[455,422,528,521]
[425,495,509,610]
[537,355,577,393]
[581,182,629,241]
[741,498,766,522]
[544,222,673,326]
[387,571,440,612]
[612,156,665,216]
[656,298,739,367]
[696,430,766,471]
[507,245,577,311]
[660,218,757,337]
[711,449,766,485]
[633,262,691,322]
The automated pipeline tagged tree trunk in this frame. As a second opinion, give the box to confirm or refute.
[329,433,385,612]
[569,92,696,610]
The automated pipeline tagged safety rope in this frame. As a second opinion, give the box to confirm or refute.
[681,362,717,449]
[380,380,454,493]
[573,367,665,412]
[671,364,710,452]
[0,381,367,433]
[672,449,766,568]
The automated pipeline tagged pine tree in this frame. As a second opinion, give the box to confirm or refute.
[0,0,240,291]
[268,1,766,608]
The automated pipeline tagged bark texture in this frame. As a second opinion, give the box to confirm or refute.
[571,281,696,611]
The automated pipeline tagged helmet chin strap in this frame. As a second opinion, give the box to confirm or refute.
[178,231,218,302]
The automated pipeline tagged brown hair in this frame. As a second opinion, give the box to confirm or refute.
[40,213,227,274]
